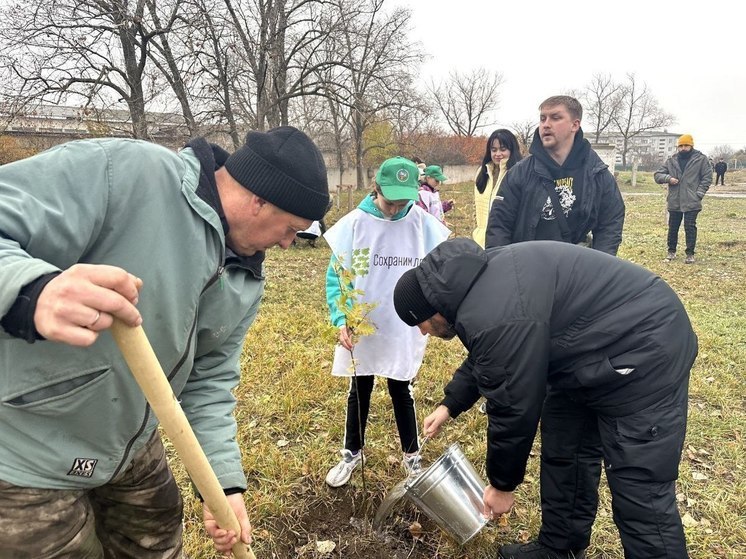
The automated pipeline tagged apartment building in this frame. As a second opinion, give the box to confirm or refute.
[593,130,681,168]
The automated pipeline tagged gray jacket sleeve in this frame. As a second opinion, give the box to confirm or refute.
[696,158,713,197]
[654,158,674,184]
[0,143,110,322]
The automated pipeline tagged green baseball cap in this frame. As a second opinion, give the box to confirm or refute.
[423,165,447,182]
[375,157,419,201]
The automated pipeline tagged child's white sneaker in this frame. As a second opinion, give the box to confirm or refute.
[325,449,363,487]
[402,454,422,476]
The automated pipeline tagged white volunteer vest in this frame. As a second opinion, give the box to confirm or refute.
[324,206,450,380]
[418,188,444,221]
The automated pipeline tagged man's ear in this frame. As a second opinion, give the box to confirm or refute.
[248,193,267,215]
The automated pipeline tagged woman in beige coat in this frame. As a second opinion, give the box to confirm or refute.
[473,129,523,247]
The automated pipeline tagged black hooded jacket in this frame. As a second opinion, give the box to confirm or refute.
[414,238,697,491]
[485,129,625,255]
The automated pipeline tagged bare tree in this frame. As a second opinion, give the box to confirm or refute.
[612,73,676,167]
[429,68,503,137]
[215,0,340,132]
[175,0,249,147]
[710,144,734,161]
[581,73,623,143]
[144,0,198,136]
[321,0,424,189]
[0,0,180,139]
[510,119,537,154]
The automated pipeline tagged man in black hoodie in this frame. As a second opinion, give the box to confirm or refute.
[486,95,625,255]
[393,238,696,559]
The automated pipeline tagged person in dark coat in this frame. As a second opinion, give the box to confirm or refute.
[393,238,697,559]
[486,95,625,256]
[714,157,727,186]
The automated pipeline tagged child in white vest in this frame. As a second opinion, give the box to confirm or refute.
[416,165,454,223]
[323,157,450,487]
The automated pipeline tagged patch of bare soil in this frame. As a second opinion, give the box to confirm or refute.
[263,486,452,558]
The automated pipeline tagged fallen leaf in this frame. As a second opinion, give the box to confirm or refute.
[408,521,424,540]
[691,472,708,481]
[681,512,698,527]
[276,439,289,447]
[316,540,336,554]
[676,493,686,503]
[295,541,314,555]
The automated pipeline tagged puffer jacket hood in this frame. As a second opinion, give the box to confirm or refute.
[415,238,488,325]
[411,238,697,492]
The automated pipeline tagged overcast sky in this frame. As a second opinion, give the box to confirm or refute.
[402,0,744,154]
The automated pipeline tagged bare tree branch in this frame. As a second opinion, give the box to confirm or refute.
[581,72,623,143]
[612,73,676,166]
[429,68,503,137]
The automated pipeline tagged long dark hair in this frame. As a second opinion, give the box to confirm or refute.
[475,129,522,193]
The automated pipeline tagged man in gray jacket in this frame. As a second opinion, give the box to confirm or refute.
[0,128,329,557]
[393,238,697,559]
[654,133,712,264]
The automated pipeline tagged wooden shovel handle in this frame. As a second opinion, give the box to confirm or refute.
[111,320,256,559]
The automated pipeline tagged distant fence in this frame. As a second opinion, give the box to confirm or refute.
[326,164,478,194]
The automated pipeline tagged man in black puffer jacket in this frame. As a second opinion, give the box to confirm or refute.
[486,95,625,255]
[393,238,696,559]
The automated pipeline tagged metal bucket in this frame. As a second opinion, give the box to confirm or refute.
[404,443,488,544]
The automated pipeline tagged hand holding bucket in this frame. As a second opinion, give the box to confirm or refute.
[423,404,451,438]
[424,403,514,523]
[404,443,489,544]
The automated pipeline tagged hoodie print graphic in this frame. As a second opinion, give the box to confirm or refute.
[541,177,576,220]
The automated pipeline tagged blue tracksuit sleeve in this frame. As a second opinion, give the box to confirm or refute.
[326,253,349,328]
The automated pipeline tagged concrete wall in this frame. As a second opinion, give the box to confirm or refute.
[591,144,617,173]
[332,164,478,191]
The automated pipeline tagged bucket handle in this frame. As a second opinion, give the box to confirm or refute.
[414,435,430,463]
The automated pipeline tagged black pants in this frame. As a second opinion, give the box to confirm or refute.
[667,210,700,255]
[344,376,419,453]
[715,172,725,185]
[538,380,690,558]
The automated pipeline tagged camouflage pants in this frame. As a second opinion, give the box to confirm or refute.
[0,433,184,559]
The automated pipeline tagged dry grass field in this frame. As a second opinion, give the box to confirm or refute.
[176,170,746,558]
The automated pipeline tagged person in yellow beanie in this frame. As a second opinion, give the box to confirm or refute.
[677,134,694,147]
[654,134,712,264]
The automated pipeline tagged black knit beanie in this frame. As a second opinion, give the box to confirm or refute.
[224,126,330,220]
[394,268,437,327]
